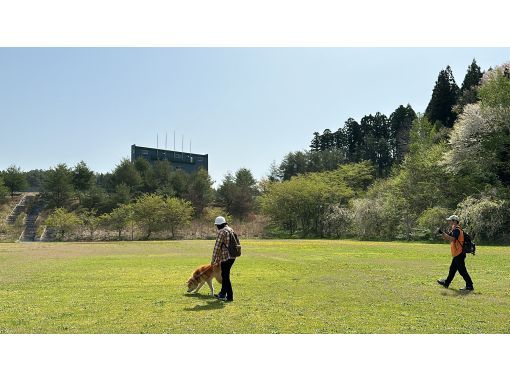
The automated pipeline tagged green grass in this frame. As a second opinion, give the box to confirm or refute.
[0,240,509,333]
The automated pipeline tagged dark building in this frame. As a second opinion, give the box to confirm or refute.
[131,144,208,174]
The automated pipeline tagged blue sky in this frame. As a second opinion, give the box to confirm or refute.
[0,48,509,185]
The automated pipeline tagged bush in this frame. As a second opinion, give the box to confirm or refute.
[261,170,354,237]
[45,208,82,240]
[323,205,352,238]
[102,204,133,240]
[417,207,451,240]
[351,198,387,240]
[456,192,509,243]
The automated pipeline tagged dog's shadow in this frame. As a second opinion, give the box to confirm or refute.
[184,293,213,300]
[183,293,225,311]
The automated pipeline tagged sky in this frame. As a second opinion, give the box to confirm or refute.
[1,48,509,185]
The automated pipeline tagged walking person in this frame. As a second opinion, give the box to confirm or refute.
[437,215,474,291]
[211,216,236,302]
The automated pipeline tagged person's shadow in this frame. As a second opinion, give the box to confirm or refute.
[183,293,225,311]
[441,289,478,297]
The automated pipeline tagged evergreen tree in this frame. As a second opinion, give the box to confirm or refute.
[0,176,9,201]
[2,165,28,196]
[112,159,142,190]
[42,164,75,208]
[320,129,334,151]
[425,65,460,128]
[344,118,362,162]
[310,132,321,151]
[72,161,95,193]
[390,104,417,163]
[184,168,214,216]
[217,168,258,220]
[461,59,483,93]
[455,59,484,114]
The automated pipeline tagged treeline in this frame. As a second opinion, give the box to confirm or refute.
[2,59,509,244]
[263,60,510,243]
[271,60,484,182]
[0,158,260,240]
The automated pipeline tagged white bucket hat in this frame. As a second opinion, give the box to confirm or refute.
[214,216,227,225]
[446,214,460,222]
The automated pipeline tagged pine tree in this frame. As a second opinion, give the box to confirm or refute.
[425,65,460,128]
[390,104,417,163]
[455,59,484,113]
[461,59,483,93]
[310,132,321,151]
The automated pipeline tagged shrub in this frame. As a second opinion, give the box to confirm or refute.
[45,208,82,240]
[323,205,352,238]
[456,193,509,243]
[417,207,451,240]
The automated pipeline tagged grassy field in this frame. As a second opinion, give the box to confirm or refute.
[0,239,509,333]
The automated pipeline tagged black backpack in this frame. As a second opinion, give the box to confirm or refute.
[225,229,242,257]
[463,231,476,255]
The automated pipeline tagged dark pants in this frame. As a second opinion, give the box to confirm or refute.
[445,252,473,287]
[220,258,236,301]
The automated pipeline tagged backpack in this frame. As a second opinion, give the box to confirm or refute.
[462,231,476,255]
[225,229,242,257]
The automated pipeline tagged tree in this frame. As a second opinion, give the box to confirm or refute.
[461,59,483,94]
[111,183,131,207]
[455,59,484,114]
[389,104,417,163]
[72,161,95,193]
[261,170,354,237]
[112,159,142,190]
[152,160,175,196]
[310,132,321,151]
[425,65,460,128]
[217,168,259,220]
[457,194,509,243]
[45,208,82,240]
[0,175,9,202]
[132,194,167,239]
[185,168,214,216]
[79,209,101,240]
[444,64,510,187]
[170,169,189,198]
[2,165,28,196]
[42,164,75,208]
[163,197,194,238]
[133,157,154,192]
[103,203,133,240]
[25,169,47,192]
[81,185,110,214]
[479,62,510,108]
[344,118,363,162]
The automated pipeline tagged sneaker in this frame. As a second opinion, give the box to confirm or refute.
[216,294,228,301]
[214,293,225,299]
[437,279,449,288]
[460,286,474,291]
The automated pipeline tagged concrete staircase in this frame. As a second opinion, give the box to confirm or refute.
[19,200,43,242]
[4,192,44,242]
[39,226,56,242]
[6,194,34,224]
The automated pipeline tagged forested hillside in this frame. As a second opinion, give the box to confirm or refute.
[1,59,509,243]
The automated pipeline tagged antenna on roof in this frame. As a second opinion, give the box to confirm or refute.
[165,132,168,150]
[157,133,159,159]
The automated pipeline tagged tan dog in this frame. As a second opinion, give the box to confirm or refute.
[186,263,222,296]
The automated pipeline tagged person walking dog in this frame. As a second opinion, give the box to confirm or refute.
[437,214,474,291]
[211,216,237,302]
